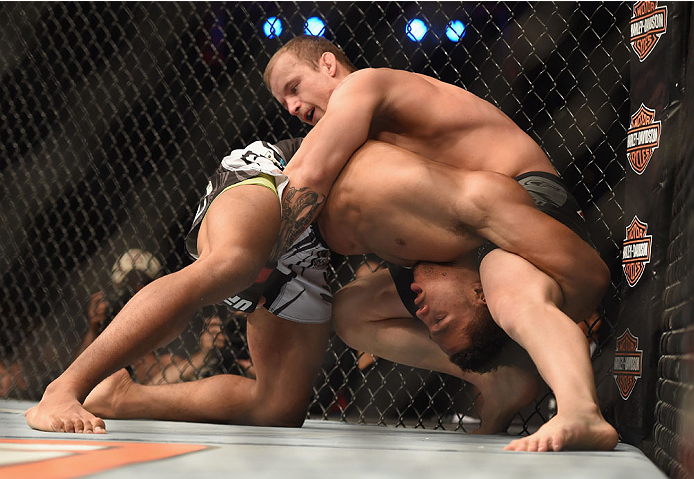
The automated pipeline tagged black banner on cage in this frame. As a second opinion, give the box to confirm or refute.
[616,1,687,448]
[651,4,694,478]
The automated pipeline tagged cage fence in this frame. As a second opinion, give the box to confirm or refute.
[0,1,630,435]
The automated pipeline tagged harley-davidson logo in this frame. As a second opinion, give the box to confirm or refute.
[630,2,667,62]
[613,329,643,400]
[626,104,661,175]
[622,216,652,287]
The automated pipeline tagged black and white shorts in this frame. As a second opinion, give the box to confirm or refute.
[186,140,332,324]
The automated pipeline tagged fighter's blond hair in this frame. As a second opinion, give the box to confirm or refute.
[263,35,357,88]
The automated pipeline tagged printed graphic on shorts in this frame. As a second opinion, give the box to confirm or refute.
[622,216,652,287]
[613,329,643,400]
[630,2,667,62]
[626,104,661,175]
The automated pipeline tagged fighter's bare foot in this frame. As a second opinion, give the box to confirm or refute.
[26,385,106,434]
[503,407,618,452]
[472,365,540,434]
[83,369,135,418]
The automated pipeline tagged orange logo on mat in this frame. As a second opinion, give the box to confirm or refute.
[622,216,652,287]
[630,1,667,61]
[613,329,643,400]
[626,104,661,175]
[0,439,207,479]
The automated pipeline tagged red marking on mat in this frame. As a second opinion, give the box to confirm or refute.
[0,439,207,479]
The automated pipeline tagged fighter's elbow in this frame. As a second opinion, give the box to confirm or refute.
[458,171,523,230]
[286,167,331,197]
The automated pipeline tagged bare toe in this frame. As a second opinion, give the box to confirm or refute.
[73,418,85,433]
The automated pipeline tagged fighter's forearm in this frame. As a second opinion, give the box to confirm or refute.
[269,183,326,263]
[271,73,378,260]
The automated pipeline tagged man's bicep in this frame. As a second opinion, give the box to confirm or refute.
[286,74,385,189]
[472,177,587,283]
[476,181,606,318]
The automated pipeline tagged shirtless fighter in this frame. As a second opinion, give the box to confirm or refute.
[264,36,618,451]
[26,138,535,437]
[28,134,611,452]
[49,135,610,450]
[25,37,616,450]
[322,140,617,451]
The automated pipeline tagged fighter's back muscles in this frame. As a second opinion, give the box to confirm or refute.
[276,69,459,259]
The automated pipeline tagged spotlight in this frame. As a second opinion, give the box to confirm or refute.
[406,19,427,41]
[446,20,466,41]
[263,17,282,38]
[304,17,326,36]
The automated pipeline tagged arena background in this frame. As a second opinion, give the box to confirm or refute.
[0,2,691,477]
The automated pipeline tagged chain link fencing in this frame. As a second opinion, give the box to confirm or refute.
[0,2,630,435]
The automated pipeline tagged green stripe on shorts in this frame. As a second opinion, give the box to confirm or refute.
[220,173,277,196]
[201,173,278,226]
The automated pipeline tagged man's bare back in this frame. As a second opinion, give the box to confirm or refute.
[318,141,484,264]
[357,69,556,177]
[267,54,556,183]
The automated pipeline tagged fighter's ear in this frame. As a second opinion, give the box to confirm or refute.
[473,283,486,304]
[320,52,338,76]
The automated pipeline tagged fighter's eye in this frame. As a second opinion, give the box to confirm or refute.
[291,83,298,94]
[435,316,444,324]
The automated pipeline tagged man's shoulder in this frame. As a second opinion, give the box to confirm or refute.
[332,68,421,109]
[343,67,416,85]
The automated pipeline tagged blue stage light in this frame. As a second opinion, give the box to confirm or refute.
[406,19,427,41]
[446,20,466,41]
[263,17,282,38]
[304,17,326,36]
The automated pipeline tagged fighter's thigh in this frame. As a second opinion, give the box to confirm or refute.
[479,249,563,329]
[197,184,281,264]
[245,307,330,411]
[332,269,411,333]
[192,185,281,298]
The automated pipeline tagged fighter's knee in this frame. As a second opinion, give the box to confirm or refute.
[201,249,262,292]
[256,400,308,427]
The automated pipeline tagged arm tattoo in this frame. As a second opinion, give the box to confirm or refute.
[268,185,326,265]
